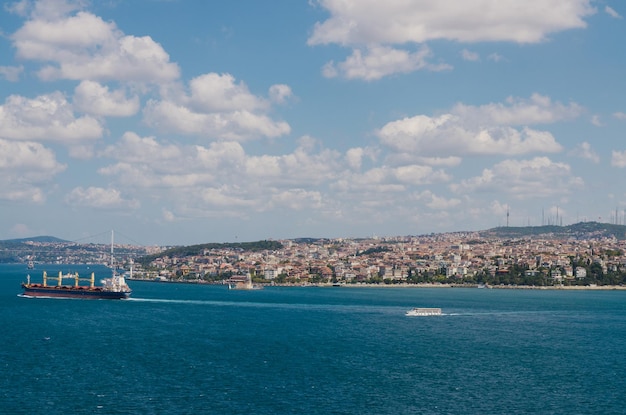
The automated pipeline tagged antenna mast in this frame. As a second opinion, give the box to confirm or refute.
[110,230,115,276]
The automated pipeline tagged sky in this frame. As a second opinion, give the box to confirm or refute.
[1,0,626,246]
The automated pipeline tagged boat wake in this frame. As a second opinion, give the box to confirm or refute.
[126,297,398,314]
[126,297,227,306]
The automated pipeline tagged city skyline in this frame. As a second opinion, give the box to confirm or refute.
[1,0,626,245]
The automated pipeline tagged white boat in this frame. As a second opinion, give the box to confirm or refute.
[228,273,263,290]
[405,307,442,316]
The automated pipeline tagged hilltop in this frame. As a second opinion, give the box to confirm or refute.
[1,236,68,244]
[479,221,626,240]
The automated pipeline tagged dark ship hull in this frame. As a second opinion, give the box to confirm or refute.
[21,283,131,299]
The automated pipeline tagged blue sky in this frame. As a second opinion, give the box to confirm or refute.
[1,0,625,245]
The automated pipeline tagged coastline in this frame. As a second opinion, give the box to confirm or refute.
[126,278,626,290]
[329,283,626,290]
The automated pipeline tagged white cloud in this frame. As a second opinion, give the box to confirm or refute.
[461,49,480,62]
[100,131,190,175]
[451,94,583,126]
[330,161,450,200]
[613,112,626,120]
[0,138,66,176]
[322,45,451,81]
[143,99,291,141]
[413,190,461,210]
[611,150,626,168]
[65,186,140,209]
[99,133,341,196]
[569,142,599,163]
[269,84,293,104]
[378,116,562,157]
[187,73,268,112]
[605,6,622,19]
[245,136,342,186]
[393,165,450,186]
[344,146,379,170]
[11,6,179,83]
[450,157,584,198]
[0,138,66,202]
[309,0,594,45]
[0,92,103,143]
[143,73,291,140]
[376,94,581,157]
[96,132,389,219]
[73,80,140,117]
[345,147,366,170]
[590,114,603,127]
[20,0,84,20]
[309,0,594,80]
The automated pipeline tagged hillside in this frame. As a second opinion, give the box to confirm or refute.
[479,221,626,240]
[1,236,68,244]
[135,240,284,266]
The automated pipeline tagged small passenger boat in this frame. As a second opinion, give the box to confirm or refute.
[405,307,442,316]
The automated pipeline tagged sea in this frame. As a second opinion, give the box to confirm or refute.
[2,264,626,415]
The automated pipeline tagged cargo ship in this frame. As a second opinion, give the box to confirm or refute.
[20,230,131,300]
[22,270,131,299]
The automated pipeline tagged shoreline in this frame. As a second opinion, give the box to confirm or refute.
[126,278,626,290]
[326,283,626,290]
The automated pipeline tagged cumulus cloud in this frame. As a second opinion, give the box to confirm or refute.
[96,132,408,220]
[11,3,179,83]
[0,138,66,202]
[322,45,451,81]
[187,73,269,112]
[308,0,594,79]
[451,94,583,126]
[331,162,450,200]
[344,147,379,170]
[245,136,342,186]
[65,186,140,209]
[413,190,461,210]
[0,92,102,143]
[143,73,291,141]
[450,157,584,198]
[268,84,293,104]
[376,94,581,157]
[99,133,341,198]
[73,80,140,116]
[309,0,594,45]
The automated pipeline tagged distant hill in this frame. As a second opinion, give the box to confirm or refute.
[479,221,626,240]
[1,236,69,244]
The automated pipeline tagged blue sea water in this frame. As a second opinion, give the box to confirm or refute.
[2,264,626,414]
